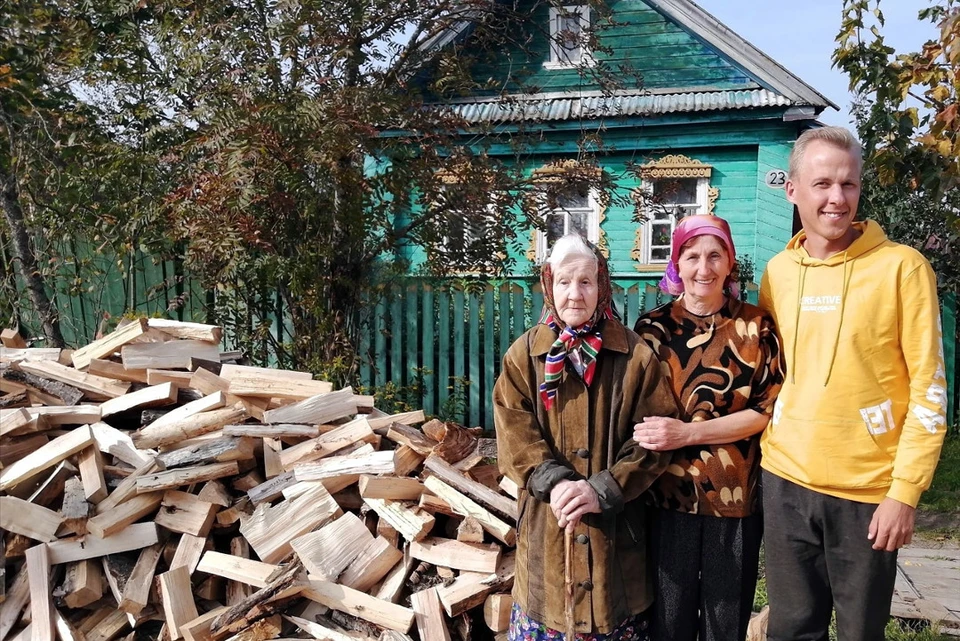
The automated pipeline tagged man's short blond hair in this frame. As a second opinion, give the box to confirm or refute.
[788,126,862,180]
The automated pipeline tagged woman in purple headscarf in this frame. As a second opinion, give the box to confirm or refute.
[632,215,784,641]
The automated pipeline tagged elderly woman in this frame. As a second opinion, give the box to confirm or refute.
[632,215,783,641]
[494,234,679,641]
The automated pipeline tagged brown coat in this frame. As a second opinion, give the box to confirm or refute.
[493,319,679,634]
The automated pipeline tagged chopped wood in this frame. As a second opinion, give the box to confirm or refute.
[0,434,47,468]
[89,422,154,468]
[0,425,95,491]
[60,559,103,609]
[216,498,252,527]
[384,424,438,457]
[293,450,395,482]
[231,469,263,492]
[24,405,100,428]
[263,437,282,479]
[338,537,403,593]
[0,497,63,542]
[417,494,457,517]
[58,476,92,536]
[96,459,161,515]
[157,436,255,469]
[47,522,159,565]
[159,566,200,640]
[26,544,54,641]
[423,476,516,546]
[135,462,240,494]
[222,424,319,439]
[261,388,357,425]
[279,417,374,470]
[146,319,223,343]
[292,512,373,581]
[196,552,278,589]
[483,593,512,632]
[87,491,164,538]
[282,614,363,641]
[469,463,501,490]
[0,407,33,436]
[102,554,136,607]
[196,480,231,507]
[304,581,414,633]
[226,371,333,401]
[378,633,415,641]
[0,567,30,640]
[71,318,147,370]
[223,613,282,641]
[87,359,149,384]
[54,609,85,641]
[18,360,131,399]
[421,419,481,465]
[358,476,425,501]
[188,368,269,422]
[410,537,501,573]
[498,476,519,499]
[436,552,515,617]
[365,410,425,434]
[457,517,485,543]
[246,472,296,506]
[210,560,306,634]
[120,542,164,614]
[170,534,207,574]
[146,369,195,387]
[377,519,400,548]
[78,446,109,503]
[423,455,517,521]
[99,383,178,419]
[225,537,253,606]
[133,404,247,450]
[121,340,220,371]
[240,483,340,564]
[82,608,129,641]
[1,328,27,348]
[411,587,452,641]
[155,491,218,536]
[362,499,435,543]
[1,369,83,405]
[1,347,60,363]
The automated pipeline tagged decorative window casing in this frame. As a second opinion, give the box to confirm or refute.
[544,5,593,69]
[632,155,719,270]
[433,170,500,272]
[526,160,607,264]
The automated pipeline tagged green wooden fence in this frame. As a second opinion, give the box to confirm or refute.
[357,280,959,432]
[357,278,759,430]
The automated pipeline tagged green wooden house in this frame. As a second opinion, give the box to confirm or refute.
[358,0,843,426]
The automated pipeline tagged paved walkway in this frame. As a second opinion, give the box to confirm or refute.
[892,546,960,633]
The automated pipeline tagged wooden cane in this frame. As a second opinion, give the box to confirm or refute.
[564,527,576,639]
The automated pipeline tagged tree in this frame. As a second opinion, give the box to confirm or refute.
[2,1,645,382]
[834,0,960,292]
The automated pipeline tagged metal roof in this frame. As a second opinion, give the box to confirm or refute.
[435,88,797,123]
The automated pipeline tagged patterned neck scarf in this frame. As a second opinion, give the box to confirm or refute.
[538,243,614,411]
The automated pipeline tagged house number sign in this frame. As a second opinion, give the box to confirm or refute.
[765,169,787,189]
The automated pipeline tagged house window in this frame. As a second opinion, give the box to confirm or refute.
[632,155,719,267]
[436,183,500,271]
[525,161,605,264]
[545,5,592,69]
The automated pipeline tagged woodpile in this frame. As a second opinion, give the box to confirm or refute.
[0,323,518,641]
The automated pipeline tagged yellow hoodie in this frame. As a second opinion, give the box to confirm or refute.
[759,220,946,507]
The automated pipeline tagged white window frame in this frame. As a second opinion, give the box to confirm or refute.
[437,184,501,270]
[534,186,601,263]
[638,176,711,264]
[544,5,594,69]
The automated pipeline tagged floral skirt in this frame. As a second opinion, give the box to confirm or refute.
[507,603,652,641]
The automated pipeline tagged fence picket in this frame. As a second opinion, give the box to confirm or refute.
[423,285,435,413]
[483,287,495,430]
[453,289,466,424]
[438,288,451,415]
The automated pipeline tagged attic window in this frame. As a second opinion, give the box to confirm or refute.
[545,5,592,69]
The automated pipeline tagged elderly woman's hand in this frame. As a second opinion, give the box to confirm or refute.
[633,416,689,451]
[550,479,601,532]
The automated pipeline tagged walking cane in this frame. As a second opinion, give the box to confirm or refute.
[564,527,576,639]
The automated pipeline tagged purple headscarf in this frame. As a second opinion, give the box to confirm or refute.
[658,214,740,298]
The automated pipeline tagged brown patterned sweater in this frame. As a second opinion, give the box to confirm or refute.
[634,297,783,517]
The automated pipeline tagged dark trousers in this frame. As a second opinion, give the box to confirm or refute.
[762,471,898,641]
[650,508,763,641]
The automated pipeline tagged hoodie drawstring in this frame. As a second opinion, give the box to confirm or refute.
[823,252,853,386]
[791,261,809,384]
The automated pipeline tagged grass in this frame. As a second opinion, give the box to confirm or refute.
[917,435,960,517]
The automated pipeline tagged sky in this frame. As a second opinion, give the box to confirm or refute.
[695,0,939,127]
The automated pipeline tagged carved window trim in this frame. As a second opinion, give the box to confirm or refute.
[525,160,608,264]
[631,155,719,271]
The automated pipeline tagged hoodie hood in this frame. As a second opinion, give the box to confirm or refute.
[784,219,889,265]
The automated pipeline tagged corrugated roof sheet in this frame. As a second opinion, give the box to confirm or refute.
[435,89,796,123]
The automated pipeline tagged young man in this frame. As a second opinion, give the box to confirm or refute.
[759,126,947,641]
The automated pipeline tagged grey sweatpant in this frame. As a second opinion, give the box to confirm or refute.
[762,471,898,641]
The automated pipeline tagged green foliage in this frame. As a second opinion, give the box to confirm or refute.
[919,436,960,515]
[834,1,960,298]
